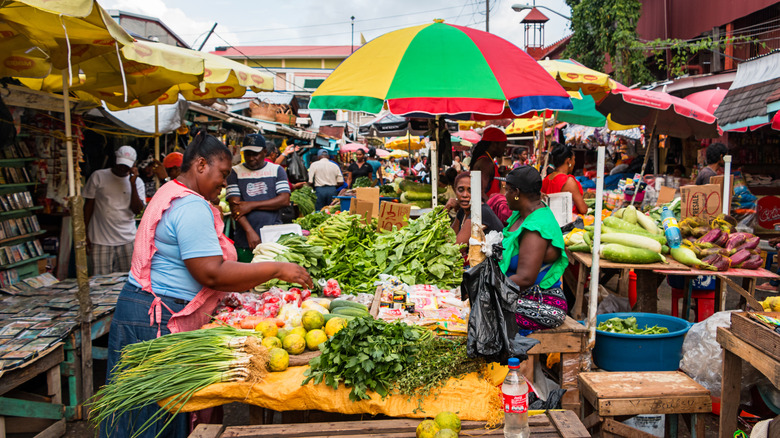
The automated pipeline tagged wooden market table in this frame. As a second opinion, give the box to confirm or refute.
[565,250,690,319]
[188,411,591,438]
[0,343,66,438]
[717,312,780,438]
[653,267,779,314]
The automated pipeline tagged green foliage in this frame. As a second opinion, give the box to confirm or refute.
[564,0,654,85]
[353,176,373,188]
[290,186,316,217]
[637,35,764,79]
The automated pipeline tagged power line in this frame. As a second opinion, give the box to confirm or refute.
[176,5,471,37]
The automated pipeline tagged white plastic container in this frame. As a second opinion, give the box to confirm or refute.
[544,192,573,226]
[259,224,302,244]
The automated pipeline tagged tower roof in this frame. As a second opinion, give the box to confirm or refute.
[521,7,550,23]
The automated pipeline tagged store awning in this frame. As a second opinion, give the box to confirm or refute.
[715,52,780,131]
[188,102,316,140]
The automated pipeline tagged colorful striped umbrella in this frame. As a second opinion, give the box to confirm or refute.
[310,20,572,117]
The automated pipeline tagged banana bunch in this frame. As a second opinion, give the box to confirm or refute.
[761,296,780,312]
[306,212,358,247]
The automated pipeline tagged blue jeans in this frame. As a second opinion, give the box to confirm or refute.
[100,282,189,438]
[315,185,339,211]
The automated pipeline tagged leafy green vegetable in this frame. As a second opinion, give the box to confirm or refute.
[290,186,316,217]
[303,317,431,401]
[597,316,669,334]
[353,176,373,188]
[294,211,330,231]
[379,184,397,197]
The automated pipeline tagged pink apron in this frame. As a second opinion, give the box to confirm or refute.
[130,180,237,337]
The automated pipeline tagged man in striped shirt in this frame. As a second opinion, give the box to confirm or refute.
[227,134,291,262]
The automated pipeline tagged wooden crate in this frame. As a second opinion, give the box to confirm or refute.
[730,312,780,362]
[188,411,590,438]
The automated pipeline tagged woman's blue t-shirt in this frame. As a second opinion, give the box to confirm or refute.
[128,196,223,300]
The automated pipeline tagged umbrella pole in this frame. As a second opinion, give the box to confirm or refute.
[154,103,160,189]
[62,71,93,410]
[588,145,606,346]
[431,116,439,207]
[631,124,657,205]
[540,113,549,178]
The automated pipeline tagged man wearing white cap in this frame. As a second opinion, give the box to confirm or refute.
[83,145,146,275]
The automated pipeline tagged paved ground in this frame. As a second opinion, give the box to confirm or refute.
[53,276,774,437]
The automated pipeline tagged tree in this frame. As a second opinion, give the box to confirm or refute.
[563,0,655,85]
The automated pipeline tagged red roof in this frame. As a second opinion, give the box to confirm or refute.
[210,45,354,58]
[521,7,550,23]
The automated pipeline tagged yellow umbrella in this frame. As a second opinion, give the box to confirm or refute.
[385,134,425,150]
[537,59,618,102]
[388,149,409,158]
[506,117,544,135]
[0,0,132,78]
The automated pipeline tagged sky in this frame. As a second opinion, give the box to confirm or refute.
[101,0,573,53]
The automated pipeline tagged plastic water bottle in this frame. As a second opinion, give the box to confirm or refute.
[661,206,682,249]
[502,357,529,438]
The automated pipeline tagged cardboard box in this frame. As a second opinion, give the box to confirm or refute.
[709,175,735,203]
[656,186,677,206]
[543,192,572,226]
[680,184,722,220]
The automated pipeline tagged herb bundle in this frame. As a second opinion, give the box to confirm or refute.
[90,326,267,438]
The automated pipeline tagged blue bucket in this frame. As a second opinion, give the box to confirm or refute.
[592,312,693,372]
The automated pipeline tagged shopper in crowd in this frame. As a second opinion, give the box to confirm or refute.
[347,148,374,187]
[500,166,568,330]
[541,143,588,215]
[226,133,291,262]
[366,148,383,182]
[396,158,416,180]
[671,164,687,178]
[451,155,463,172]
[83,145,145,275]
[470,127,507,200]
[308,149,344,210]
[139,158,164,201]
[695,142,728,185]
[163,152,184,180]
[515,148,529,168]
[445,172,504,247]
[101,132,311,438]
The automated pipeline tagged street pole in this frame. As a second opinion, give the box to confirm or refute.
[351,16,355,53]
[486,0,489,32]
[198,23,218,51]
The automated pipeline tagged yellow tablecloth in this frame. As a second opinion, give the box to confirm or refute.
[166,364,508,421]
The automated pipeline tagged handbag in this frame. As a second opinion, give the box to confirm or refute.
[514,284,568,331]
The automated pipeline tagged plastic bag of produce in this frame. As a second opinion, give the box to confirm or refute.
[731,175,757,232]
[462,250,539,364]
[680,310,763,403]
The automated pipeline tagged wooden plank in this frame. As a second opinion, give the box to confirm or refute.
[634,270,663,313]
[730,312,780,363]
[32,418,65,438]
[602,418,658,438]
[46,366,61,405]
[596,395,711,416]
[571,257,588,320]
[579,372,709,399]
[0,346,64,397]
[188,424,225,438]
[617,269,630,298]
[548,410,590,438]
[4,417,56,434]
[288,351,321,368]
[581,412,602,429]
[717,327,780,387]
[716,275,763,311]
[719,347,741,438]
[528,333,583,354]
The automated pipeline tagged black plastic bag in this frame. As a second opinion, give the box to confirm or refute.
[287,150,308,183]
[462,251,539,364]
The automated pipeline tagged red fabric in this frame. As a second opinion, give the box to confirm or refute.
[487,193,511,224]
[131,180,237,337]
[476,156,501,197]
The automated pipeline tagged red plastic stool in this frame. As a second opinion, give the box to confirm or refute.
[671,288,715,322]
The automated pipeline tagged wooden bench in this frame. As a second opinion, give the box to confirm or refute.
[579,371,711,438]
[188,411,590,437]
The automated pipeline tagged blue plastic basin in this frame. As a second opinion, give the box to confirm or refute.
[592,312,693,372]
[335,196,399,212]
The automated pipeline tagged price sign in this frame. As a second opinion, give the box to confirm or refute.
[681,184,722,220]
[378,202,412,231]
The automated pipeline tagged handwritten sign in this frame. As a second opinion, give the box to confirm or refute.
[681,184,722,220]
[355,187,380,218]
[378,202,412,231]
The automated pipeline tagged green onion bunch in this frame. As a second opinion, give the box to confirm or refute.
[90,326,267,438]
